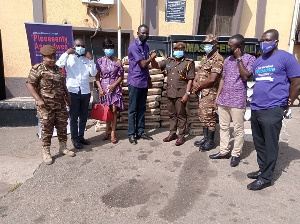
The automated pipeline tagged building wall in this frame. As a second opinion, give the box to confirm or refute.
[239,0,258,38]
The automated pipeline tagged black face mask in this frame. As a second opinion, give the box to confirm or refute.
[139,35,148,44]
[227,48,235,55]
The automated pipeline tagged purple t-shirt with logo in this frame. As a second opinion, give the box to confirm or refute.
[127,38,149,88]
[250,50,300,110]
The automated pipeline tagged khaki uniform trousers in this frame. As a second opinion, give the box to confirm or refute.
[167,97,187,138]
[218,105,245,157]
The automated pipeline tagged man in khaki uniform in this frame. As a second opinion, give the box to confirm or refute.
[26,45,75,165]
[193,34,224,151]
[151,42,195,146]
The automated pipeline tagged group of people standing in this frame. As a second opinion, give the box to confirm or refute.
[27,24,300,191]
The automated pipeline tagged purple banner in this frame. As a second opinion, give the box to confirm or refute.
[25,23,73,66]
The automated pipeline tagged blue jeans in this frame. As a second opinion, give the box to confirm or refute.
[69,92,91,142]
[128,85,148,137]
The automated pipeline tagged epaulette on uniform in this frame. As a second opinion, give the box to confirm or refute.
[32,63,42,70]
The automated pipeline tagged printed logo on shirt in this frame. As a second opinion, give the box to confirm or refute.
[254,65,275,82]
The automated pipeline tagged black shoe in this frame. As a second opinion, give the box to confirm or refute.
[230,156,240,167]
[194,127,208,147]
[247,170,262,179]
[137,133,153,140]
[209,152,231,159]
[129,135,137,145]
[247,179,271,191]
[73,141,83,149]
[80,138,90,145]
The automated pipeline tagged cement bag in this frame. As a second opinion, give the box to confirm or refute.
[161,115,170,121]
[95,121,106,132]
[161,97,169,104]
[124,102,129,109]
[122,95,130,102]
[122,87,129,94]
[150,74,164,82]
[194,61,200,72]
[146,95,161,102]
[151,81,163,88]
[117,122,129,130]
[190,122,203,129]
[145,108,161,115]
[187,116,200,124]
[148,88,162,96]
[122,56,129,65]
[120,116,128,122]
[160,103,167,110]
[164,76,168,83]
[187,101,199,109]
[147,101,159,108]
[120,111,128,116]
[163,83,168,89]
[186,108,198,117]
[161,121,170,128]
[123,65,129,73]
[160,109,169,116]
[149,69,163,75]
[162,90,167,97]
[188,128,203,136]
[145,122,160,129]
[145,114,161,122]
[188,94,199,102]
[124,73,128,79]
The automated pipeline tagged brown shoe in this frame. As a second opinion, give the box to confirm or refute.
[163,133,178,142]
[175,137,185,146]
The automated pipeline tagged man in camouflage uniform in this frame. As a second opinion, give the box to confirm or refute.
[26,45,75,165]
[193,34,224,151]
[151,42,195,146]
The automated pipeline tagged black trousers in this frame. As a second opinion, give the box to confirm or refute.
[251,106,285,182]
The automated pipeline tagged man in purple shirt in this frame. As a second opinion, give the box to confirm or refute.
[127,24,156,144]
[247,29,300,190]
[209,34,256,167]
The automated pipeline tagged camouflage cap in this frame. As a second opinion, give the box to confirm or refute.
[173,42,186,49]
[40,45,56,56]
[203,34,218,43]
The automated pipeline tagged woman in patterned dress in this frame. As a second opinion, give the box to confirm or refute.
[95,39,124,143]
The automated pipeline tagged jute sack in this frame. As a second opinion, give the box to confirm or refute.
[122,87,129,94]
[151,81,163,88]
[187,101,199,109]
[163,83,167,89]
[117,122,129,130]
[161,115,170,121]
[145,108,161,115]
[121,79,127,87]
[188,128,203,136]
[187,116,200,124]
[161,97,169,104]
[188,94,199,102]
[150,74,164,81]
[122,95,130,102]
[147,101,159,108]
[160,109,169,116]
[123,65,129,73]
[186,108,198,117]
[120,116,128,122]
[147,88,162,96]
[155,57,167,62]
[164,76,168,83]
[122,56,129,65]
[146,95,161,102]
[149,69,163,75]
[190,122,203,129]
[124,73,128,79]
[160,103,167,109]
[124,102,129,109]
[145,122,160,129]
[161,120,170,128]
[145,114,161,122]
[194,61,200,72]
[162,90,167,97]
[120,111,128,116]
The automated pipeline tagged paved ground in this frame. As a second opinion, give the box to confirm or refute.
[0,108,300,224]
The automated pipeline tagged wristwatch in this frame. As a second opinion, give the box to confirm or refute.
[186,91,190,95]
[237,57,242,63]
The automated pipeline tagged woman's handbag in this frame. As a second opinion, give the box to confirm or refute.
[91,102,114,121]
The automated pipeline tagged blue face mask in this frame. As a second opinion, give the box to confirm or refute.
[104,49,114,57]
[75,46,85,56]
[173,50,184,58]
[260,41,277,54]
[204,44,213,54]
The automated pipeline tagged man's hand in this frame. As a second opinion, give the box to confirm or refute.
[234,48,242,59]
[181,93,189,103]
[86,51,93,60]
[66,48,75,55]
[36,99,45,108]
[193,82,200,92]
[149,51,157,60]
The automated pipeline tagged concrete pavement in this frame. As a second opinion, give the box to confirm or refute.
[0,108,300,224]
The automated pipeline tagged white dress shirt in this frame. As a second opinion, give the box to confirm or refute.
[56,52,97,94]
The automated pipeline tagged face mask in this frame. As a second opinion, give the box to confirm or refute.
[227,48,235,55]
[260,41,277,54]
[173,50,184,58]
[75,46,85,56]
[204,44,213,54]
[139,35,148,44]
[104,49,114,57]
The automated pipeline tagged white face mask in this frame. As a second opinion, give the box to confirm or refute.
[75,46,85,56]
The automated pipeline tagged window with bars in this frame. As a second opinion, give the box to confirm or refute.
[198,0,235,36]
